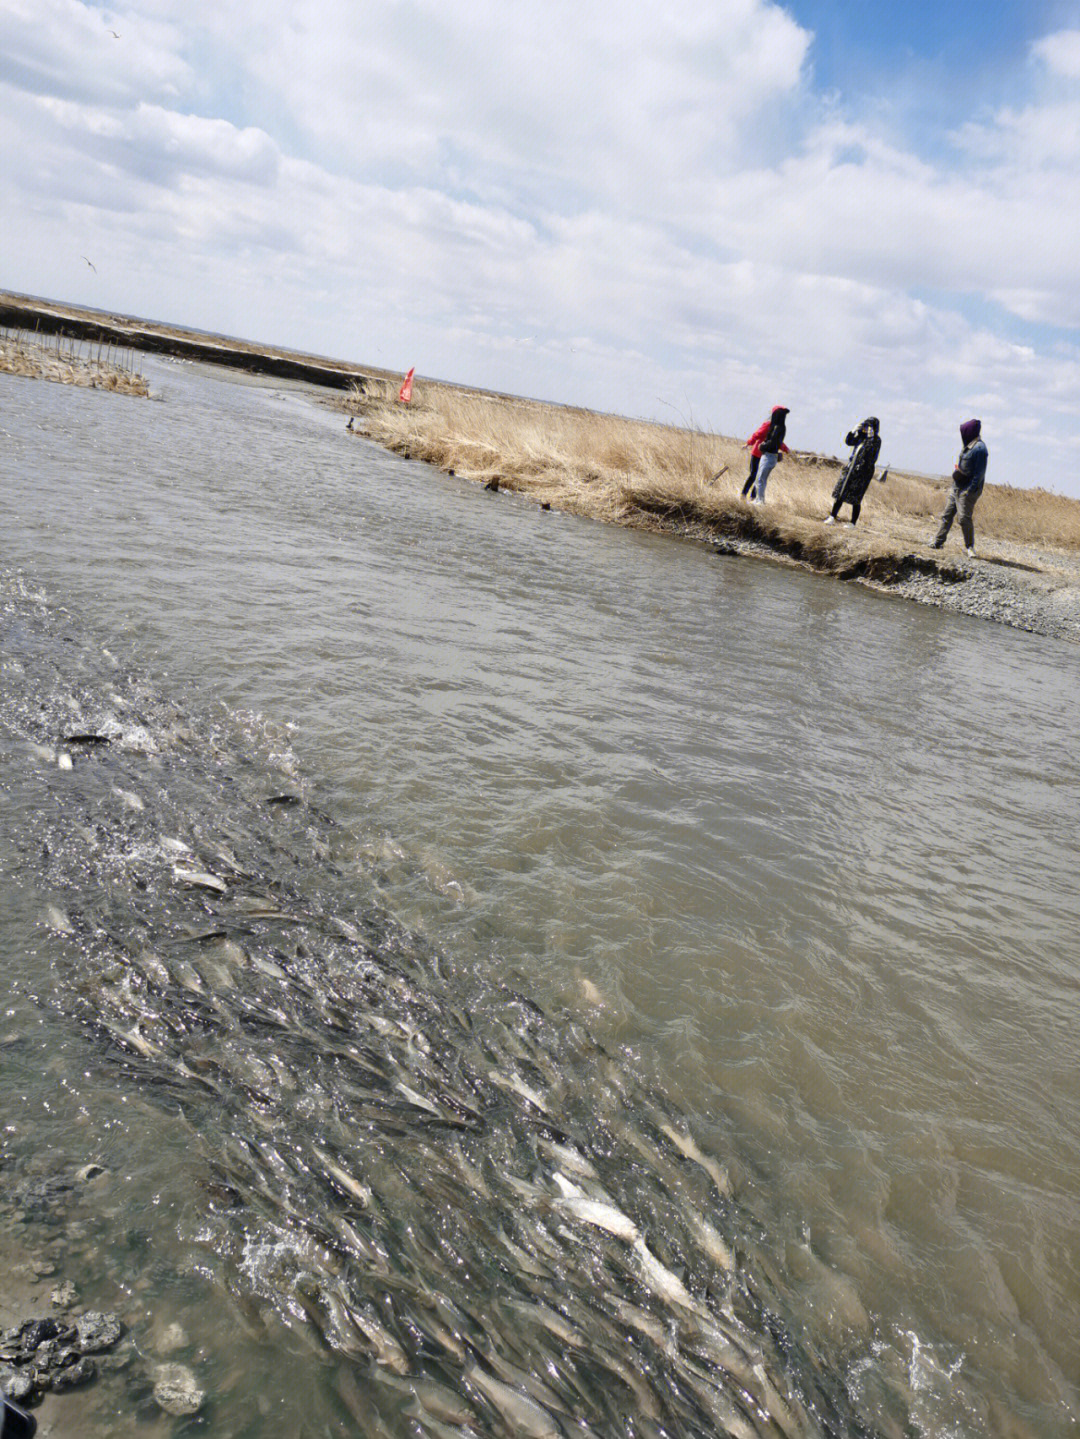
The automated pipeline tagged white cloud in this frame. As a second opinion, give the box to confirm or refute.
[154,0,813,222]
[34,97,281,186]
[0,0,188,104]
[1031,28,1080,80]
[3,1,1080,491]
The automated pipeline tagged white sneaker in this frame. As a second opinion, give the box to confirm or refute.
[845,522,856,528]
[823,515,835,524]
[966,547,976,557]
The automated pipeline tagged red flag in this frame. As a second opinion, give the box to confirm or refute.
[397,367,415,403]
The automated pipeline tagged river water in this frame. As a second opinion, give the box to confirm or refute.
[1,360,1077,1438]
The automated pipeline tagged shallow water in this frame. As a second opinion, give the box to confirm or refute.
[1,360,1078,1437]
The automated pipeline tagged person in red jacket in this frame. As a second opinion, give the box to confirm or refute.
[741,406,790,502]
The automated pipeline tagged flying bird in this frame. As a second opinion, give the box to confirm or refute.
[82,257,97,272]
[109,29,121,38]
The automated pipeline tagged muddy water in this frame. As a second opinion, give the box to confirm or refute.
[1,360,1078,1437]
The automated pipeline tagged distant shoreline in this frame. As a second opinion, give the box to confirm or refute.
[0,289,383,391]
[0,290,562,408]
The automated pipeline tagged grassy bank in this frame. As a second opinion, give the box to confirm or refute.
[0,329,149,396]
[6,288,1077,575]
[339,378,1080,577]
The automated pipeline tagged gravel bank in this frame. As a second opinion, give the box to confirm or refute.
[705,529,1080,644]
[878,548,1080,642]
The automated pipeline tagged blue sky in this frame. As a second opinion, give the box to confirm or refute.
[3,0,1080,493]
[797,0,1037,78]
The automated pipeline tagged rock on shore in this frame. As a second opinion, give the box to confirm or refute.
[0,1310,123,1403]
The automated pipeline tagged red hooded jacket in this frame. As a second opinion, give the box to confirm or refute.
[746,407,790,458]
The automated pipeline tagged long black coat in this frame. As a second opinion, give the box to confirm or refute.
[832,429,881,506]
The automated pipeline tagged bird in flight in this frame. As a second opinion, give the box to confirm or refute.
[110,29,121,38]
[82,257,97,272]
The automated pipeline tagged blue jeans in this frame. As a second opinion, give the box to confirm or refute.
[753,451,779,500]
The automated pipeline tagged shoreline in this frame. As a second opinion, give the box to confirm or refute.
[648,509,1080,644]
[0,331,150,396]
[5,287,1079,644]
[0,289,399,392]
[339,403,1080,646]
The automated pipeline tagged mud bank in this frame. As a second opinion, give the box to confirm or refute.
[339,398,1080,646]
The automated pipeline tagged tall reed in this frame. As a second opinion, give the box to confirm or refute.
[0,329,150,397]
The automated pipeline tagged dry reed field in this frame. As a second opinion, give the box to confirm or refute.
[0,329,149,397]
[341,379,1080,569]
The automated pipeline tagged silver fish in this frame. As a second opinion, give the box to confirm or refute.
[551,1196,640,1243]
[505,1301,584,1350]
[542,1140,598,1181]
[312,1146,372,1208]
[688,1212,735,1272]
[465,1365,561,1439]
[173,866,227,894]
[632,1237,699,1313]
[136,952,172,989]
[608,1297,673,1352]
[405,1378,476,1426]
[657,1119,731,1197]
[394,1079,442,1115]
[496,1229,551,1280]
[346,1305,409,1374]
[488,1068,549,1114]
[43,904,74,934]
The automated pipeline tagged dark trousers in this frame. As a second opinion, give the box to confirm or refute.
[934,482,978,548]
[741,455,759,497]
[830,497,861,524]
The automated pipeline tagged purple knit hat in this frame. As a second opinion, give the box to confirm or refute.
[960,418,981,445]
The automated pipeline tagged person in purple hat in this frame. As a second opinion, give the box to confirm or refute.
[930,418,988,556]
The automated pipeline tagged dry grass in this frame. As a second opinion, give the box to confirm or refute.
[340,378,1080,563]
[0,330,150,397]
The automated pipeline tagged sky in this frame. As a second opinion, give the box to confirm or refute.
[3,0,1080,490]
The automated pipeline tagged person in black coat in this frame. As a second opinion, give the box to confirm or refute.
[823,417,882,526]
